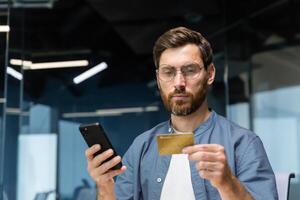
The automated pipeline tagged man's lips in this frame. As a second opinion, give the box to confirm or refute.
[171,93,189,97]
[172,95,188,97]
[171,94,190,100]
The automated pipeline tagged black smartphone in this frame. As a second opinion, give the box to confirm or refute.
[79,122,122,170]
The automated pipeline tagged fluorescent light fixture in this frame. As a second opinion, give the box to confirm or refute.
[62,106,159,118]
[95,107,143,115]
[7,67,23,80]
[10,59,32,67]
[0,25,10,32]
[63,111,122,118]
[5,107,29,116]
[73,62,107,84]
[144,106,159,112]
[95,106,159,114]
[30,60,89,69]
[0,98,6,103]
[6,108,21,114]
[9,59,89,70]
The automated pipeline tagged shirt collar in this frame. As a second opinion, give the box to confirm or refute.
[167,110,216,136]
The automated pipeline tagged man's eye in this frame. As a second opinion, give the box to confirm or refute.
[187,67,195,72]
[162,69,174,75]
[183,67,196,74]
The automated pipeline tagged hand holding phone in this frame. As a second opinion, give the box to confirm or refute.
[79,122,122,170]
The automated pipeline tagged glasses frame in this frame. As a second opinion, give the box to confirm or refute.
[156,62,204,82]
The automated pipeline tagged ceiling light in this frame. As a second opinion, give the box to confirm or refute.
[10,59,32,67]
[0,25,10,32]
[95,107,144,115]
[5,107,21,114]
[9,59,89,70]
[7,67,23,80]
[5,107,29,116]
[62,111,122,118]
[73,62,107,84]
[95,106,159,114]
[30,60,89,69]
[62,106,159,118]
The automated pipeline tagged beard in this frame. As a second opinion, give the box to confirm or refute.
[160,80,208,116]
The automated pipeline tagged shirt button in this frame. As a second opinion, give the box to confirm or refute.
[157,178,162,183]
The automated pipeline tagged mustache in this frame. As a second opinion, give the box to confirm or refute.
[173,87,186,94]
[169,87,191,97]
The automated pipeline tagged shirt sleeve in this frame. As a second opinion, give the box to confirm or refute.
[236,136,278,200]
[115,145,135,200]
[115,136,144,200]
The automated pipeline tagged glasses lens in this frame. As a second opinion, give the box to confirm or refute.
[182,64,201,79]
[158,67,175,82]
[158,64,202,82]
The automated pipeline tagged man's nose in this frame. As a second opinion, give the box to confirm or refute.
[173,71,186,87]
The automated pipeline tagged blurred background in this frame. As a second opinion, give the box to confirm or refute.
[0,0,299,199]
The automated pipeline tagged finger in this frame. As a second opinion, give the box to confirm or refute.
[85,144,101,161]
[199,169,213,180]
[199,166,223,181]
[188,151,217,162]
[183,144,224,154]
[94,155,123,176]
[91,149,114,168]
[99,166,127,181]
[93,166,126,186]
[195,161,221,171]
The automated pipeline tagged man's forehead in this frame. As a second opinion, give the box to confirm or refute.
[159,44,204,67]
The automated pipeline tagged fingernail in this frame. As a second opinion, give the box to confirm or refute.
[94,144,100,150]
[108,149,113,154]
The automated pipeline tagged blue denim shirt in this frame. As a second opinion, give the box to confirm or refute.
[115,111,278,200]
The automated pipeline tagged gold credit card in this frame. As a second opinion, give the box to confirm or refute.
[156,133,194,155]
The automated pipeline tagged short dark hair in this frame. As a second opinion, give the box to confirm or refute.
[153,27,213,69]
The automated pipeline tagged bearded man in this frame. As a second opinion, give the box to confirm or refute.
[85,27,278,200]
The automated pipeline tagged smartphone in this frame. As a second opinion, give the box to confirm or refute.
[79,122,122,170]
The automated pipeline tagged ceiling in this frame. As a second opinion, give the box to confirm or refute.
[4,0,300,101]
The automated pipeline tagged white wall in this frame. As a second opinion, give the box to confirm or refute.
[17,134,57,200]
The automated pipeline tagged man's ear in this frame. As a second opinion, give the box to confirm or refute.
[207,63,215,85]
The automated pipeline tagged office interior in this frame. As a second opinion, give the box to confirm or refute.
[0,0,300,199]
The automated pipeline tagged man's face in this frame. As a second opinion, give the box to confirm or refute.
[157,44,214,116]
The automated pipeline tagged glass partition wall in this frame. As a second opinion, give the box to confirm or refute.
[0,7,228,200]
[224,4,300,199]
[1,1,300,199]
[0,3,10,200]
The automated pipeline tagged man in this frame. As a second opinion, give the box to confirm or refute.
[85,27,278,200]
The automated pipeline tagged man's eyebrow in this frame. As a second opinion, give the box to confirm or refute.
[159,62,201,68]
[159,64,174,68]
[183,62,201,66]
[178,63,201,68]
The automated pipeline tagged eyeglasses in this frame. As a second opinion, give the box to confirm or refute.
[157,63,204,82]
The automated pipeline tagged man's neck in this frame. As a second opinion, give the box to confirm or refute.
[170,102,211,132]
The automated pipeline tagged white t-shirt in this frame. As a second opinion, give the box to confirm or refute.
[160,131,196,200]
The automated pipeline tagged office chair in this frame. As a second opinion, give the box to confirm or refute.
[75,187,97,200]
[33,190,55,200]
[73,179,97,200]
[274,172,295,200]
